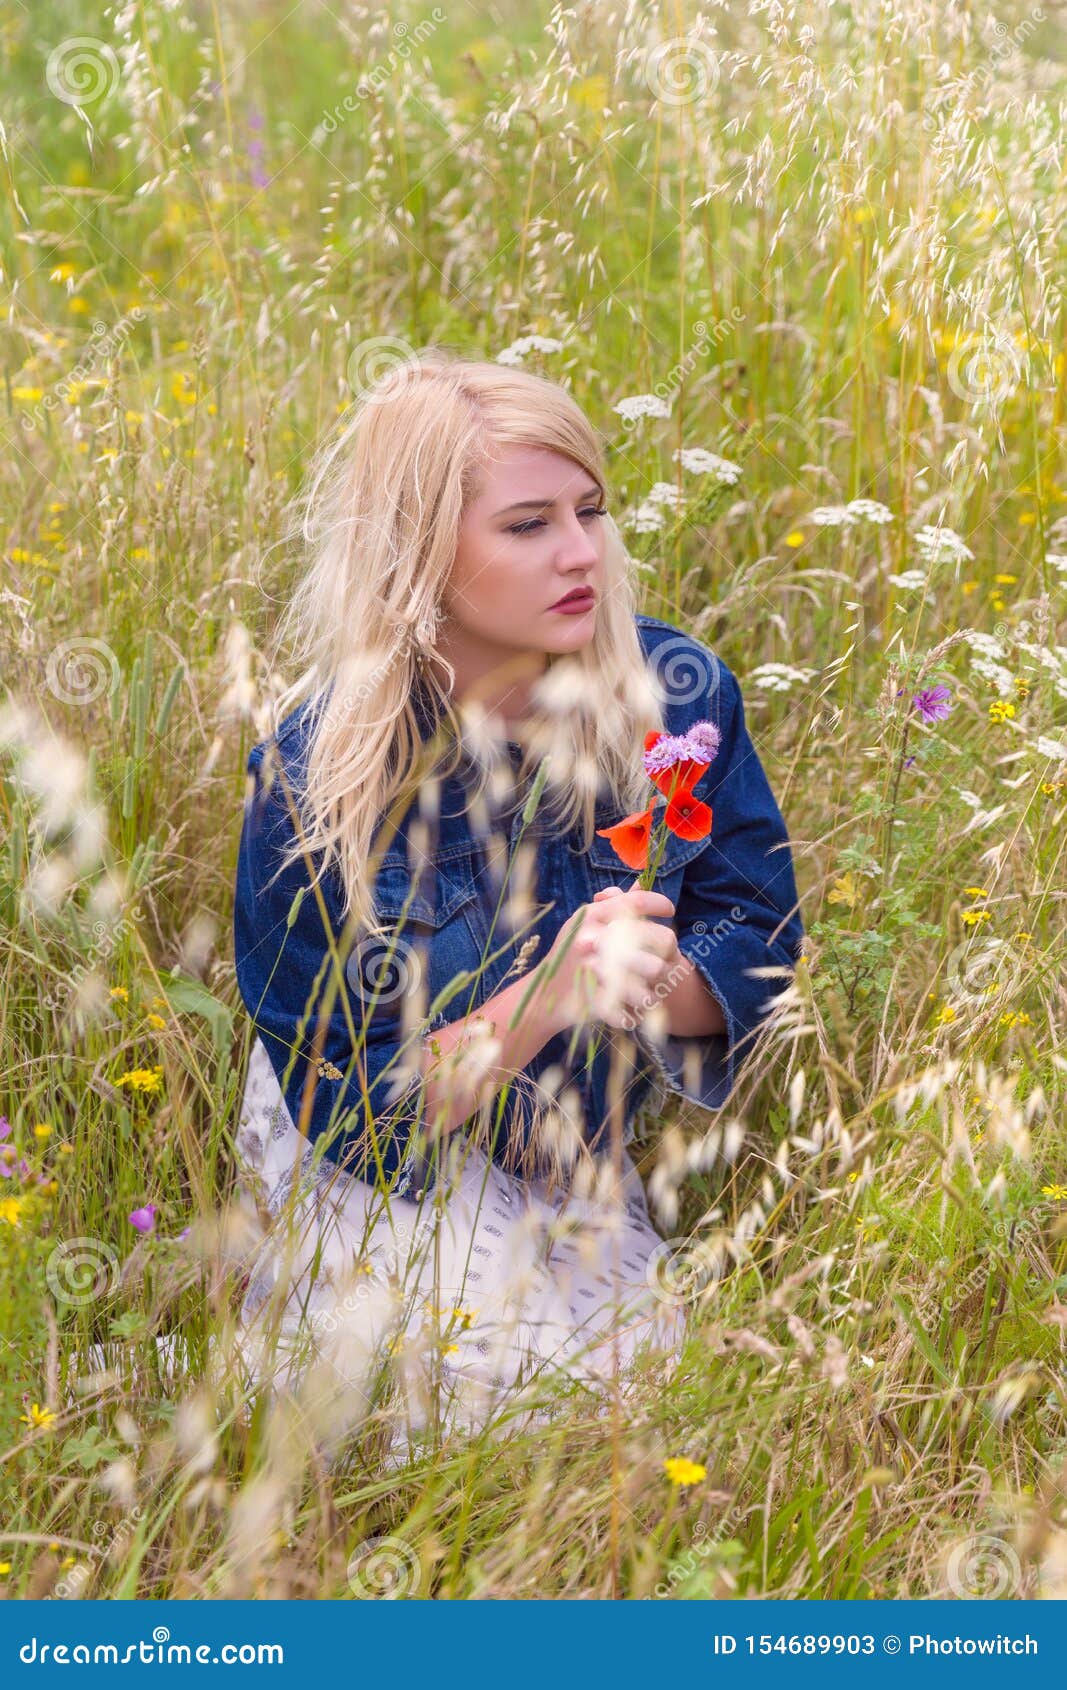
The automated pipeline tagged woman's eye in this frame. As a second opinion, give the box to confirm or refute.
[507,506,606,536]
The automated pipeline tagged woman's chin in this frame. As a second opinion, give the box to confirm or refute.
[542,611,598,652]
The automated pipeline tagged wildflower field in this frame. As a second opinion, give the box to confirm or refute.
[2,0,1067,1600]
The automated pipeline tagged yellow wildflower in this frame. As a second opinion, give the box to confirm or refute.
[784,530,805,548]
[828,872,861,908]
[19,1403,57,1431]
[114,1066,164,1093]
[0,1563,10,1575]
[933,1004,957,1025]
[1041,1184,1067,1201]
[33,1123,52,1139]
[988,700,1015,723]
[109,986,129,1002]
[1,1197,24,1227]
[664,1457,707,1487]
[999,1011,1032,1028]
[962,909,991,926]
[145,1013,167,1031]
[963,887,988,899]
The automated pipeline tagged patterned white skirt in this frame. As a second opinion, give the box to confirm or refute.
[233,1037,687,1459]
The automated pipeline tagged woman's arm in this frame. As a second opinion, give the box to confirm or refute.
[412,965,566,1142]
[234,736,575,1181]
[635,664,805,1108]
[659,953,728,1038]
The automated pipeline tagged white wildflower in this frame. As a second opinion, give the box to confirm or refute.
[963,631,1007,660]
[912,524,974,564]
[622,501,668,533]
[613,393,672,423]
[495,335,564,366]
[845,498,893,524]
[672,447,742,484]
[887,570,929,591]
[1045,552,1067,576]
[1036,734,1067,762]
[969,656,1015,696]
[808,505,858,527]
[645,481,684,508]
[748,661,817,692]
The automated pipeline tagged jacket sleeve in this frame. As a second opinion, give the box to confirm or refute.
[637,667,805,1111]
[232,742,434,1194]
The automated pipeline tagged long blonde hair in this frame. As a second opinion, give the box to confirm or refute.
[264,349,665,934]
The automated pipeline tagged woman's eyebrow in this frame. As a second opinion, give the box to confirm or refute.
[495,482,602,516]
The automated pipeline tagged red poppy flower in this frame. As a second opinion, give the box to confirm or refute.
[643,730,711,799]
[664,790,713,842]
[595,802,655,871]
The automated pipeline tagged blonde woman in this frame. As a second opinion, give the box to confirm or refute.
[232,350,804,1461]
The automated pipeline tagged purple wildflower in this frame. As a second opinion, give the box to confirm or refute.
[681,720,722,763]
[247,108,269,190]
[642,733,691,776]
[912,684,953,723]
[642,720,723,778]
[0,1117,10,1141]
[128,1203,157,1235]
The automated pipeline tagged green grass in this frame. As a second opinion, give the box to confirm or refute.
[1,0,1066,1599]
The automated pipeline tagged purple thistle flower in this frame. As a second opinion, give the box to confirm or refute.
[643,720,723,778]
[642,733,691,776]
[912,684,953,723]
[128,1203,157,1235]
[0,1117,10,1141]
[681,720,722,763]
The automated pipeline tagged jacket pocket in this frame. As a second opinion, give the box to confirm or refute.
[582,814,709,890]
[357,843,486,1022]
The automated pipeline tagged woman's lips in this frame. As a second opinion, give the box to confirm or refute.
[550,590,596,613]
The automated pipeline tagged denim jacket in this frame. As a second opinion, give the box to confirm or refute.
[233,613,805,1198]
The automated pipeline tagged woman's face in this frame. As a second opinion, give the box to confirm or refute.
[444,444,607,661]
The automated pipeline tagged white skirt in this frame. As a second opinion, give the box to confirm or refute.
[233,1037,687,1459]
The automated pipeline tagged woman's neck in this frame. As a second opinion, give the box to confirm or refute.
[429,628,548,736]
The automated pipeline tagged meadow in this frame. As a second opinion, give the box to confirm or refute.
[1,0,1066,1598]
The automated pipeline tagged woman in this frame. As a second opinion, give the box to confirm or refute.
[232,350,805,1461]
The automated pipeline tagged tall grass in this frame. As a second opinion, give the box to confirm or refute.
[1,0,1066,1598]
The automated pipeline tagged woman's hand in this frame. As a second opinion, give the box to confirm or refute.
[534,882,686,1034]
